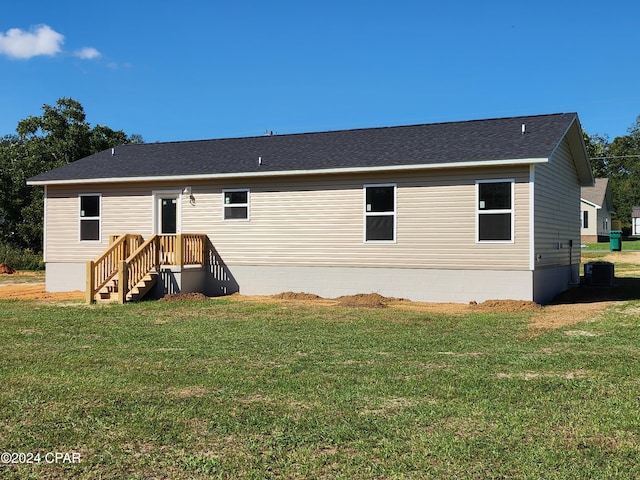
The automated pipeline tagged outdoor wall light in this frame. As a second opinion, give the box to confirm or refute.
[183,186,196,205]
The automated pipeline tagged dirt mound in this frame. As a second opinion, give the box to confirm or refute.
[471,299,542,313]
[0,263,15,274]
[158,292,209,302]
[335,293,391,308]
[273,292,323,301]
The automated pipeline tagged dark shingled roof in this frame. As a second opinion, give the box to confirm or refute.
[581,178,610,207]
[29,113,579,184]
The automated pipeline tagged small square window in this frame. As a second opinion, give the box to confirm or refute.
[223,189,249,220]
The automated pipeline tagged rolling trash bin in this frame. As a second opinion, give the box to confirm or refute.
[609,230,622,252]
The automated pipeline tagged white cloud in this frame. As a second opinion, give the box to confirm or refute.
[0,24,64,59]
[74,47,101,60]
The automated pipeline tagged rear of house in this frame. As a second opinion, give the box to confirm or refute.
[29,113,593,304]
[581,178,613,242]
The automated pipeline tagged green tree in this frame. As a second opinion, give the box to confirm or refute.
[586,116,640,231]
[583,131,609,179]
[0,98,143,252]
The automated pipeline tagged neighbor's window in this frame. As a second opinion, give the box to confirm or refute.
[79,194,101,241]
[364,184,396,242]
[477,180,513,242]
[582,211,589,229]
[223,189,249,220]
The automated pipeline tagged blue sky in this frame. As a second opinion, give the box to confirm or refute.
[1,1,638,143]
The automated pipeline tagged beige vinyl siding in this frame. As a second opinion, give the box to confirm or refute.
[44,166,531,270]
[45,183,170,262]
[185,166,531,270]
[534,138,581,268]
[580,201,598,238]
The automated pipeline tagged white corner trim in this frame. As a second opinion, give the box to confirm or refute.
[529,165,535,271]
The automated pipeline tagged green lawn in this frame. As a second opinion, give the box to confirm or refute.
[1,297,639,479]
[582,237,640,252]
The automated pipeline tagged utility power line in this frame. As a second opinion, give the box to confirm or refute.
[589,154,640,160]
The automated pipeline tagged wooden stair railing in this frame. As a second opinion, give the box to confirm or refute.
[119,234,160,304]
[86,234,143,304]
[87,233,207,304]
[181,233,206,266]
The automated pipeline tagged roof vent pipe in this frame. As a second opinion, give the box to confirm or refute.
[521,123,526,135]
[111,147,115,156]
[258,156,262,166]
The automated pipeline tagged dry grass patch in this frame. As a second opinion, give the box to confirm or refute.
[496,370,590,380]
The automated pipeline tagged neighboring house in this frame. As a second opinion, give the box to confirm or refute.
[633,207,640,236]
[580,178,614,242]
[27,113,593,304]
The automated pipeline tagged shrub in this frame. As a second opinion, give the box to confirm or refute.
[0,244,44,271]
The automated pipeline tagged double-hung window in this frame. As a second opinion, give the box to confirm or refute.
[364,184,396,242]
[223,189,249,220]
[79,194,101,241]
[477,180,513,242]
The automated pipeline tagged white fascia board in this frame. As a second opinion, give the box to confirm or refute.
[28,157,549,186]
[580,198,601,209]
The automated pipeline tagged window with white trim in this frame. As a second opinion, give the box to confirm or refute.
[477,180,513,242]
[223,189,249,220]
[364,184,396,242]
[79,194,101,241]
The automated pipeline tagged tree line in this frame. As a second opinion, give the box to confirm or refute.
[1,98,640,255]
[0,98,142,252]
[584,117,640,233]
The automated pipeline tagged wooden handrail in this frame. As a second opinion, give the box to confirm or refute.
[88,233,207,303]
[86,234,143,304]
[120,234,160,302]
[181,234,205,265]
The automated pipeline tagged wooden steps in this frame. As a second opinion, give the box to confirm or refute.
[96,273,157,303]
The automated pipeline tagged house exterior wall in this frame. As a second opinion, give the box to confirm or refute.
[183,167,532,271]
[596,203,612,240]
[43,166,534,302]
[580,201,599,242]
[580,201,611,243]
[533,138,582,301]
[225,266,534,303]
[633,208,640,236]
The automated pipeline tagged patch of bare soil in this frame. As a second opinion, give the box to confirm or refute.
[273,292,323,301]
[525,278,640,333]
[0,283,84,301]
[470,299,542,313]
[266,286,636,334]
[158,292,209,302]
